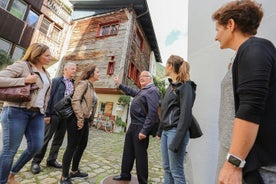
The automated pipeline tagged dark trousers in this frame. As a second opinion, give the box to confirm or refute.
[32,114,67,164]
[61,116,89,177]
[121,124,149,184]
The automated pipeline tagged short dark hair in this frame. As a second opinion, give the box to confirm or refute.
[212,0,263,35]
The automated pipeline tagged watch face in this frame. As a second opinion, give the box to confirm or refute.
[228,155,241,167]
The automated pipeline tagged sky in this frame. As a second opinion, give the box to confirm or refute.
[147,0,188,65]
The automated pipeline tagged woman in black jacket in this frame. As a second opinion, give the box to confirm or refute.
[158,55,196,184]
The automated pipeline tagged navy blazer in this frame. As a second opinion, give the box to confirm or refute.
[45,76,74,116]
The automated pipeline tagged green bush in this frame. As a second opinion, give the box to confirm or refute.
[115,117,126,127]
[118,95,130,106]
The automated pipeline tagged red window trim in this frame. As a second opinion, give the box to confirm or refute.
[135,29,143,49]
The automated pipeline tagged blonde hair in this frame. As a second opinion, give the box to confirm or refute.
[167,55,190,82]
[22,43,49,64]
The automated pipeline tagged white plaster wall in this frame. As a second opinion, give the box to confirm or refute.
[187,1,276,184]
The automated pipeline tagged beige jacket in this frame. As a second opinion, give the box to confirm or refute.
[71,80,96,123]
[0,61,51,113]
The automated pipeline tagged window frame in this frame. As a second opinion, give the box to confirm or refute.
[12,45,25,60]
[51,26,62,43]
[0,38,12,55]
[135,29,143,50]
[26,9,39,28]
[9,0,27,20]
[107,61,115,75]
[39,17,52,36]
[0,0,10,9]
[97,21,120,37]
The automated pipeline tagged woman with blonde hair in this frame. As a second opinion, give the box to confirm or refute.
[158,55,196,184]
[0,43,52,184]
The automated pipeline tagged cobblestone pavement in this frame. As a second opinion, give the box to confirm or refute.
[11,128,164,184]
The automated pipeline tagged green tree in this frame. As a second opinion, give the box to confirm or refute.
[153,76,166,100]
[0,50,12,66]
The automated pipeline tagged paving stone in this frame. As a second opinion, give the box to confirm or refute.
[1,128,192,183]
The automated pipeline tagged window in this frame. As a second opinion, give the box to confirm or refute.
[128,62,135,79]
[127,62,141,85]
[12,46,25,60]
[51,26,61,42]
[0,0,9,9]
[26,10,39,28]
[107,62,115,75]
[0,38,12,55]
[10,0,27,20]
[98,21,119,36]
[40,18,51,35]
[135,30,143,49]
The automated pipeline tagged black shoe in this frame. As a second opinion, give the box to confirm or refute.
[47,160,62,168]
[69,170,88,178]
[60,177,72,184]
[113,175,131,181]
[31,163,41,174]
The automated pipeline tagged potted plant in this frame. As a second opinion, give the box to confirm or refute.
[114,117,126,133]
[117,95,130,106]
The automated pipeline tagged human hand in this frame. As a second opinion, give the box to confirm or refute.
[138,133,146,140]
[25,73,38,84]
[44,117,50,124]
[156,136,161,140]
[114,75,120,86]
[218,161,242,184]
[77,120,84,130]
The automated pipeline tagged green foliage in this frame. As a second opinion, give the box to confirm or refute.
[153,76,166,100]
[115,117,126,127]
[118,95,131,106]
[0,50,12,66]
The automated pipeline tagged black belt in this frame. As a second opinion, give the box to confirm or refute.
[29,107,40,112]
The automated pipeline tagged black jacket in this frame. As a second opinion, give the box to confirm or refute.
[159,79,196,152]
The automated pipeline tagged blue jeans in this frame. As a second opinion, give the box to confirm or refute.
[161,128,189,184]
[0,107,44,184]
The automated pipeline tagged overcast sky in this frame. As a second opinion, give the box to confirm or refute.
[147,0,188,65]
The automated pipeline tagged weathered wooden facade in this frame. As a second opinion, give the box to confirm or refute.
[60,0,162,123]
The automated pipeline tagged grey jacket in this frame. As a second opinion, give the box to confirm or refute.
[0,61,51,113]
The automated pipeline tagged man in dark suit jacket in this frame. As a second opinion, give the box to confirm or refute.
[31,62,77,174]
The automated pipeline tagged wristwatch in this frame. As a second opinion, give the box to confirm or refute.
[226,153,246,168]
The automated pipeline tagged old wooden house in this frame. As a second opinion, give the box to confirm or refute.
[62,0,162,126]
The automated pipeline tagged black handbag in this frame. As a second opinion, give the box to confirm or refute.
[54,93,74,118]
[189,115,203,139]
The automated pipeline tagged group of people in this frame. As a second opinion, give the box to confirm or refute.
[0,0,276,184]
[0,43,100,184]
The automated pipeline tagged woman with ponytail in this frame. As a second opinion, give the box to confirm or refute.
[157,55,197,184]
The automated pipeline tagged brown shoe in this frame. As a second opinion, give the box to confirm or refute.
[7,174,20,184]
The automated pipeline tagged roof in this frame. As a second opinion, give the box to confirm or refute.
[69,0,162,63]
